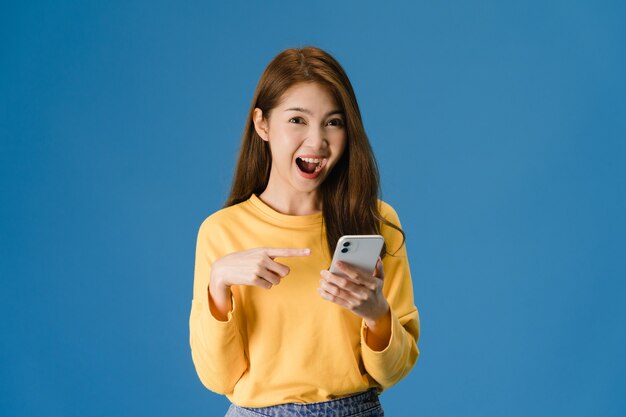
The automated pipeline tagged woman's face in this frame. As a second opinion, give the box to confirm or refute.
[254,82,347,196]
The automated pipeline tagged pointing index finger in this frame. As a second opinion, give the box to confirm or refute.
[266,248,311,258]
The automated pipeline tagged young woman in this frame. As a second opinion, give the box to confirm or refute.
[190,46,419,417]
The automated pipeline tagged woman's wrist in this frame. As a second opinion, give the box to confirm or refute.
[209,266,230,290]
[363,303,392,351]
[364,302,391,330]
[208,271,233,321]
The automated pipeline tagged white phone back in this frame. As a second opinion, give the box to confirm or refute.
[329,235,384,275]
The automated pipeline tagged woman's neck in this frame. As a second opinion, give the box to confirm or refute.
[258,188,322,216]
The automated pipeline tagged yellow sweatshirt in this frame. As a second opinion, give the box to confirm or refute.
[189,194,419,407]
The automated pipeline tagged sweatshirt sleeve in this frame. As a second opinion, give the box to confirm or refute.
[361,204,420,389]
[189,218,247,394]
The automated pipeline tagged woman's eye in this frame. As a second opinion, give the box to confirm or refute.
[327,118,345,127]
[289,117,305,124]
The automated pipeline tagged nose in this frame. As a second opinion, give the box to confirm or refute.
[306,126,327,150]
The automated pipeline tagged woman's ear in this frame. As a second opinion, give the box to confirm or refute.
[253,108,269,141]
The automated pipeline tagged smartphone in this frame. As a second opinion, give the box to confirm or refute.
[329,235,384,276]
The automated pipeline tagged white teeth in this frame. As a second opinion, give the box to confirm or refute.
[300,157,322,163]
[297,157,324,174]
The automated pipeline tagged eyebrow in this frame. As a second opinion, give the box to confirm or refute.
[284,107,344,117]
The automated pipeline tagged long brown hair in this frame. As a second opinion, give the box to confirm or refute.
[225,46,404,257]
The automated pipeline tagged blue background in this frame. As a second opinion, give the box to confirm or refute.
[2,1,625,416]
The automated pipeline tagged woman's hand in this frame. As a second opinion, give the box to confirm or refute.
[318,259,389,324]
[318,258,392,350]
[208,247,310,320]
[211,247,311,289]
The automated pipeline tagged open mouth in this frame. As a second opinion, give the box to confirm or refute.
[295,157,325,174]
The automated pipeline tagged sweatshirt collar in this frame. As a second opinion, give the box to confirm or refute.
[247,194,323,227]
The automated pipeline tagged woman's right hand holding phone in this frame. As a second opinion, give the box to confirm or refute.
[208,247,310,321]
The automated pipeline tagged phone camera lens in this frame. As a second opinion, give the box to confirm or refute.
[341,248,349,253]
[343,241,351,247]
